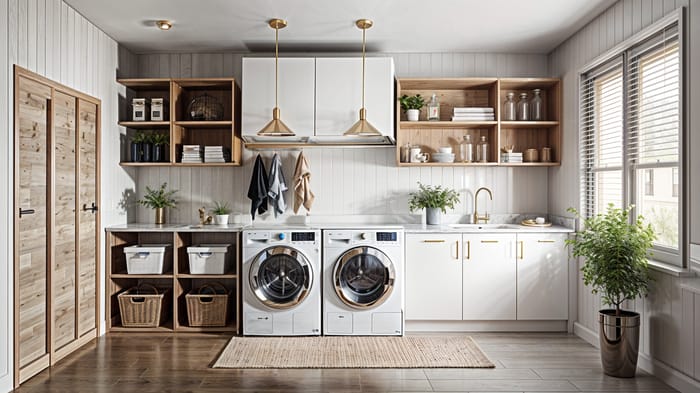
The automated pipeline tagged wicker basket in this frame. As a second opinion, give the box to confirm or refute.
[186,282,230,327]
[118,283,170,328]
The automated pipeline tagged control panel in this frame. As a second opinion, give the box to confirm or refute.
[244,230,318,246]
[324,229,403,246]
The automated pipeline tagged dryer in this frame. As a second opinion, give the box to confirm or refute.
[243,228,321,336]
[323,228,404,335]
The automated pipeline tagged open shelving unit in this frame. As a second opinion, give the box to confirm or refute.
[105,229,240,334]
[396,77,561,167]
[117,78,241,167]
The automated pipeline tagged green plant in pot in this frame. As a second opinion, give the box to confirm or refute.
[151,133,169,162]
[211,201,231,225]
[130,132,148,162]
[566,204,655,378]
[399,94,425,121]
[408,182,459,225]
[137,183,178,224]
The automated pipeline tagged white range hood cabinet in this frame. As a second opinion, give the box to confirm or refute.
[242,57,396,145]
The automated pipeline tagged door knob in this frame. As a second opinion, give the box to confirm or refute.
[18,208,35,218]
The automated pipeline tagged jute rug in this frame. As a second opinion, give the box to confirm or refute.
[212,336,494,369]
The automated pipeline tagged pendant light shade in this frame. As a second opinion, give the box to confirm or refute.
[258,18,295,137]
[344,19,382,137]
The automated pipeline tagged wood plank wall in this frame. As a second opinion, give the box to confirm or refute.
[548,0,700,389]
[1,0,139,389]
[132,52,551,224]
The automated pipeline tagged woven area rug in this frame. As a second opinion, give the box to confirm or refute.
[212,336,494,369]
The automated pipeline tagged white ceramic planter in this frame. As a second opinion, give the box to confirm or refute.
[214,214,229,225]
[407,109,420,121]
[426,208,441,225]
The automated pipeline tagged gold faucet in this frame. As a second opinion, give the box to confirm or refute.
[473,187,493,224]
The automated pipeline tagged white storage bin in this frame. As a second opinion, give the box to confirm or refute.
[124,244,172,274]
[187,244,232,274]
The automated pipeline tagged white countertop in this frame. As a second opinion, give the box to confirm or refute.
[402,223,574,233]
[106,223,246,232]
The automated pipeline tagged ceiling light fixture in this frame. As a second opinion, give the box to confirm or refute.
[257,18,295,137]
[344,19,381,137]
[156,20,172,30]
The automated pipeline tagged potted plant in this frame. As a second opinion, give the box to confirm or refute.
[130,132,147,162]
[399,94,425,121]
[566,204,655,378]
[151,133,169,162]
[211,201,231,225]
[408,182,459,225]
[142,133,154,162]
[137,182,178,224]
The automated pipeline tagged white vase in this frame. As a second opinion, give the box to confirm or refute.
[407,109,420,121]
[426,208,442,225]
[214,214,229,225]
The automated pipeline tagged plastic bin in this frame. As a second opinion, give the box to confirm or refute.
[118,284,170,328]
[187,244,232,274]
[124,244,172,274]
[186,282,230,327]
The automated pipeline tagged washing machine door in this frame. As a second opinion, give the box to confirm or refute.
[333,246,395,309]
[250,246,313,310]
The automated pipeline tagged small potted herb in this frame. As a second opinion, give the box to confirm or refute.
[151,133,169,162]
[408,182,460,225]
[399,94,425,121]
[211,201,231,225]
[137,183,178,224]
[566,204,655,377]
[130,132,147,162]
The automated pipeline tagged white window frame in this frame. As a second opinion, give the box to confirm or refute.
[578,9,687,268]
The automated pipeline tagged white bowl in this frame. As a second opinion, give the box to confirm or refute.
[438,147,453,154]
[431,153,455,163]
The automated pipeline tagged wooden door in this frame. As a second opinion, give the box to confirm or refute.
[462,233,517,320]
[14,74,52,384]
[405,233,463,320]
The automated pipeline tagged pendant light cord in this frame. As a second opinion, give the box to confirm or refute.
[275,26,279,109]
[361,26,366,110]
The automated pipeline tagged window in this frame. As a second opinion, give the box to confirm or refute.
[580,20,683,265]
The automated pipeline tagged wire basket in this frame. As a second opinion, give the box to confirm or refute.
[187,94,224,121]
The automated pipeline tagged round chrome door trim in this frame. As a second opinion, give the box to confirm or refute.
[249,246,313,310]
[332,246,395,310]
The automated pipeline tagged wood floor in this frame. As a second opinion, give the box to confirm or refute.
[14,332,678,393]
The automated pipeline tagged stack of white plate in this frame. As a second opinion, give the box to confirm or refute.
[431,153,455,163]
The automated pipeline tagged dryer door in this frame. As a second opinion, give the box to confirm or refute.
[333,246,395,309]
[250,246,313,309]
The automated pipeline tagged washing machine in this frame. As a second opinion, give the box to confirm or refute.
[243,228,321,336]
[323,228,404,335]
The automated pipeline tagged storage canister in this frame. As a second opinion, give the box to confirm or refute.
[123,244,172,274]
[187,244,232,274]
[132,98,149,121]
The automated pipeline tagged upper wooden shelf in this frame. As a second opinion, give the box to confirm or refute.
[173,121,233,128]
[400,121,497,129]
[399,78,498,90]
[119,121,170,129]
[117,78,171,89]
[499,78,561,90]
[500,121,559,129]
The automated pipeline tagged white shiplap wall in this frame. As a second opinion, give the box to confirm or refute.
[1,0,138,389]
[548,0,700,390]
[132,52,551,224]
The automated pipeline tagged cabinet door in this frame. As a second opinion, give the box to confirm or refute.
[462,233,516,320]
[315,58,394,136]
[405,233,462,320]
[241,58,315,137]
[15,75,52,382]
[516,233,568,320]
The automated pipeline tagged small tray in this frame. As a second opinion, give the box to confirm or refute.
[521,219,552,227]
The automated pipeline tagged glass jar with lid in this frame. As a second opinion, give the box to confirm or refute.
[517,92,529,121]
[530,89,544,121]
[477,135,489,163]
[459,135,474,163]
[502,92,516,121]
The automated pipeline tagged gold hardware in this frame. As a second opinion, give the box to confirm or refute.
[519,241,524,259]
[258,18,295,136]
[464,241,471,260]
[481,240,498,243]
[455,240,459,260]
[538,240,556,243]
[155,20,172,30]
[344,19,381,137]
[423,239,445,243]
[473,187,493,224]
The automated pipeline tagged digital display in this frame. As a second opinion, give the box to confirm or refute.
[376,232,397,241]
[292,232,316,242]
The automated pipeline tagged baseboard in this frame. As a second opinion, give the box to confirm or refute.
[573,322,700,393]
[406,320,568,332]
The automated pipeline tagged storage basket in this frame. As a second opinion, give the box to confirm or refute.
[186,282,230,327]
[118,283,170,328]
[187,244,232,274]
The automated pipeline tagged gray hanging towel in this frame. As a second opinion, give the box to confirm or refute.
[247,154,268,220]
[267,153,288,218]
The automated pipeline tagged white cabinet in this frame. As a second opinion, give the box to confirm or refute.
[405,234,462,320]
[462,234,517,320]
[241,58,315,138]
[516,233,568,320]
[315,58,395,137]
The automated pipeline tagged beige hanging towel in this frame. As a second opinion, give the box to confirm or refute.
[293,152,315,214]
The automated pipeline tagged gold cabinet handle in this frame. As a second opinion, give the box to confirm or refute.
[518,241,524,259]
[423,239,445,243]
[538,240,556,243]
[455,240,459,260]
[463,240,471,260]
[481,240,499,243]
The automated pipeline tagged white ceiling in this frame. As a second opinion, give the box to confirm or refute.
[65,0,615,54]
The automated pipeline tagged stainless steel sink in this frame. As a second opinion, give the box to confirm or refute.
[447,223,522,230]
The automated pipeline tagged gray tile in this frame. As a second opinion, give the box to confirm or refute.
[569,377,677,391]
[430,379,579,392]
[425,368,540,380]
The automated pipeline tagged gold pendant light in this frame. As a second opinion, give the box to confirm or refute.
[344,19,382,137]
[258,18,295,136]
